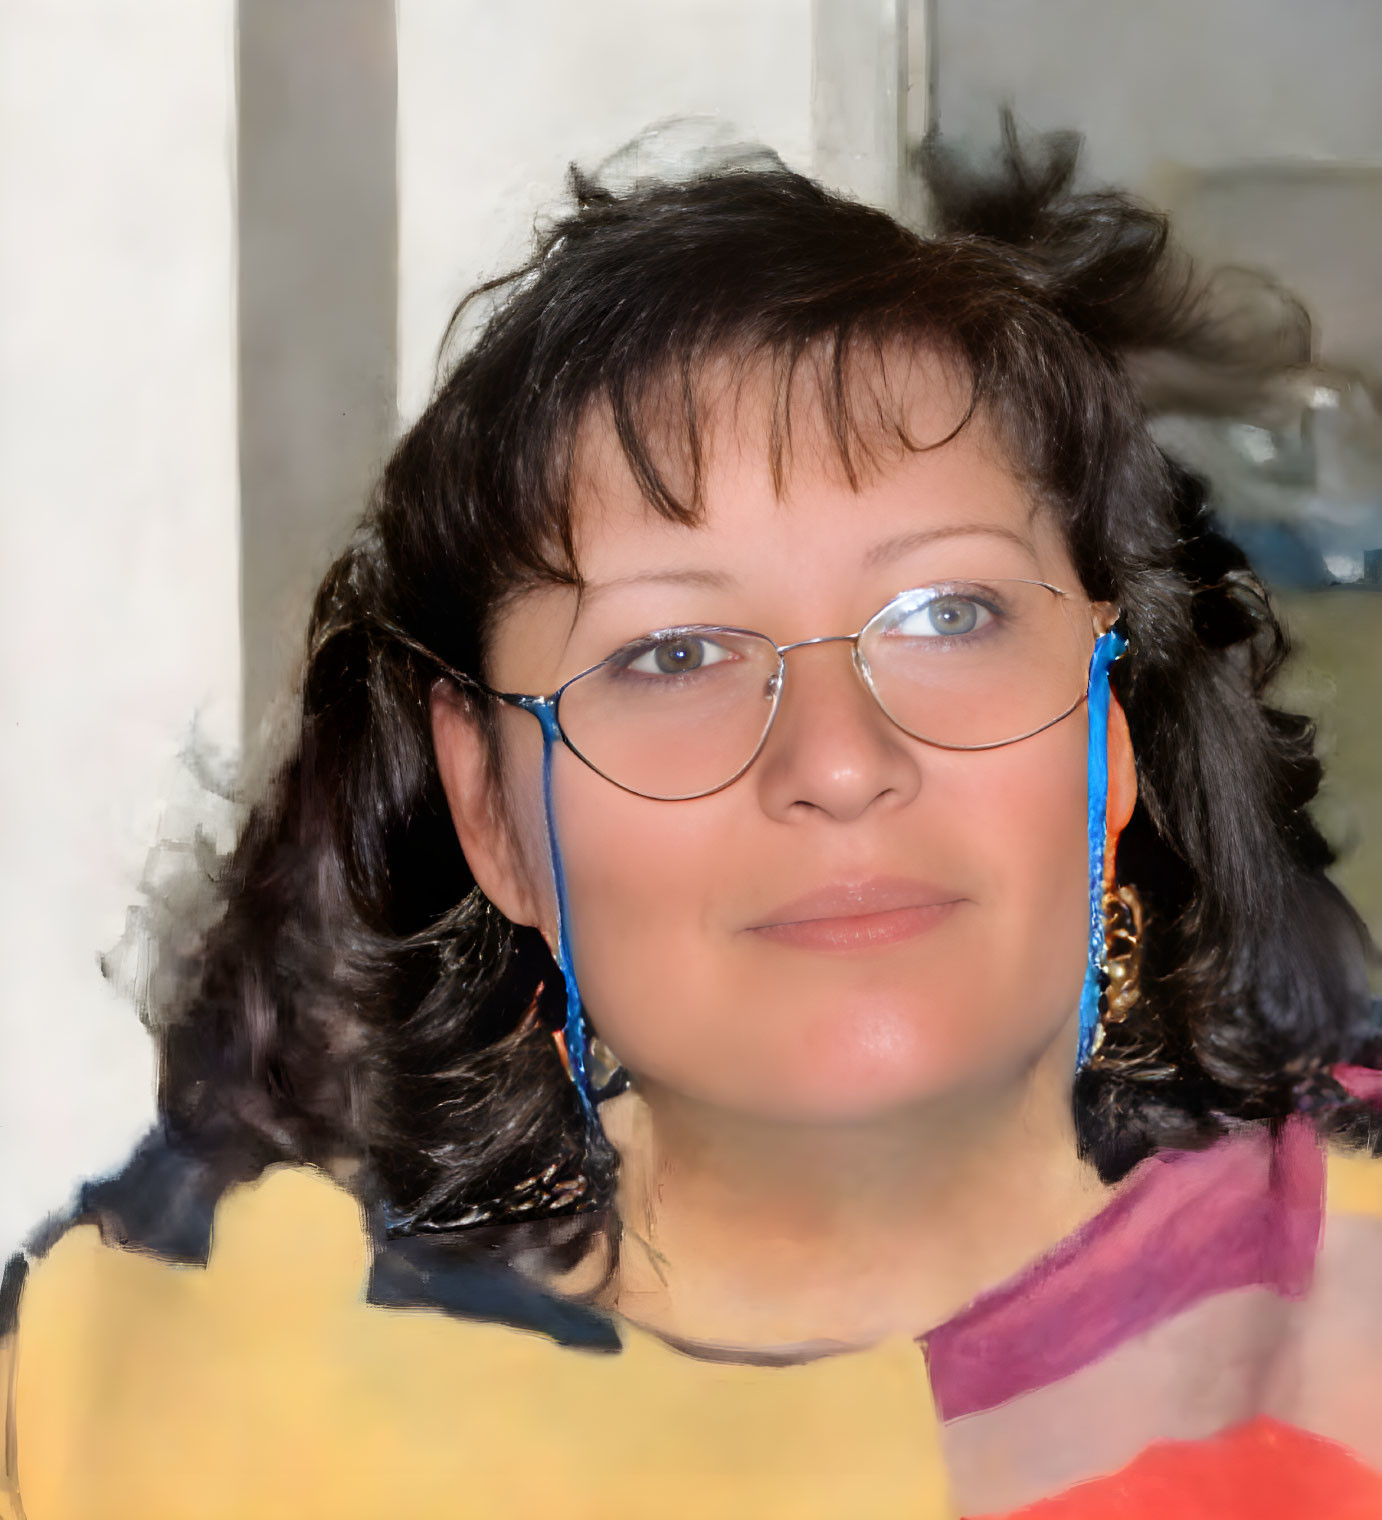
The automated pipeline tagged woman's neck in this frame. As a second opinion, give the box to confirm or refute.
[601,1032,1113,1354]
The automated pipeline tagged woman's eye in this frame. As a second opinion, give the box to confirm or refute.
[893,596,993,638]
[625,635,733,676]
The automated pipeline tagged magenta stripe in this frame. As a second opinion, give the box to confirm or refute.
[921,1118,1324,1420]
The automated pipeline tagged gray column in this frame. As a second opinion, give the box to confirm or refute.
[812,0,935,220]
[237,0,398,742]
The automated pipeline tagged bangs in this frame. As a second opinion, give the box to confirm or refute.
[546,332,985,573]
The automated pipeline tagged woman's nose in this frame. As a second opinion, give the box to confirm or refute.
[753,641,922,823]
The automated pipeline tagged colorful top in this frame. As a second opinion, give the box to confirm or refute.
[3,1116,1382,1519]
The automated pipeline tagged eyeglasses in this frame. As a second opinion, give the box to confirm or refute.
[470,578,1109,802]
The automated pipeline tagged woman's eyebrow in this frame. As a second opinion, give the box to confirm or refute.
[578,568,736,606]
[574,526,1032,616]
[862,524,1037,567]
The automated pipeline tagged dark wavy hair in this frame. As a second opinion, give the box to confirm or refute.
[126,125,1379,1263]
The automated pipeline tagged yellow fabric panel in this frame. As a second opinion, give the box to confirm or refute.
[1326,1145,1382,1220]
[9,1167,955,1520]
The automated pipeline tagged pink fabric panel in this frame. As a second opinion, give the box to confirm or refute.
[1332,1063,1382,1104]
[923,1119,1324,1420]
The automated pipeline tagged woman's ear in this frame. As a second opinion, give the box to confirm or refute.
[430,684,542,929]
[1106,690,1138,836]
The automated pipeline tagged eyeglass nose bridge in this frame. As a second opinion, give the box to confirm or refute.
[775,631,859,657]
[763,629,880,719]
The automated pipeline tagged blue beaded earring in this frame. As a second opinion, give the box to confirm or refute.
[1076,628,1129,1071]
[529,704,598,1120]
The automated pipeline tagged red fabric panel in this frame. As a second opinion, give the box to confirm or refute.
[979,1418,1382,1520]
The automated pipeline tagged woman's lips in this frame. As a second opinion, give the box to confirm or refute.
[745,878,963,952]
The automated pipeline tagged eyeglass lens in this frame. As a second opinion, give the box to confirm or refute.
[554,581,1093,800]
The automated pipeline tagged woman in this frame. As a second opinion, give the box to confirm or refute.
[4,129,1382,1519]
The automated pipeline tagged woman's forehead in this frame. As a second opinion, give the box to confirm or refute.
[565,370,1059,590]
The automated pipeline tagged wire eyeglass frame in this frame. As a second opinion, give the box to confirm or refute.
[470,577,1115,802]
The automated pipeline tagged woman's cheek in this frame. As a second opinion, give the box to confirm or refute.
[551,770,715,1064]
[973,730,1092,1042]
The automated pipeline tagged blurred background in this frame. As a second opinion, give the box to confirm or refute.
[2,0,1380,1261]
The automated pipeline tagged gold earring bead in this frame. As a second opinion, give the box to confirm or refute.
[1100,882,1145,1025]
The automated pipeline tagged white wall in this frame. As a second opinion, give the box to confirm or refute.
[397,0,814,423]
[0,4,240,1260]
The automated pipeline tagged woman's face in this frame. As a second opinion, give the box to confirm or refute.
[435,369,1136,1123]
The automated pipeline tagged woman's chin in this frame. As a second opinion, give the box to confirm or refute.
[599,977,1081,1125]
[663,1026,1031,1126]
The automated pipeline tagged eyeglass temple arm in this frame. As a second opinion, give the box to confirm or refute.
[364,613,555,710]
